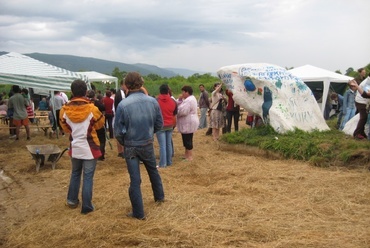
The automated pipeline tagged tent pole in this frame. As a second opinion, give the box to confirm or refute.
[321,79,330,117]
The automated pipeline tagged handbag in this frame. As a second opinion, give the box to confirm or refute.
[216,100,223,111]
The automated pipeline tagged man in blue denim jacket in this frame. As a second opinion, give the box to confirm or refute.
[114,72,164,220]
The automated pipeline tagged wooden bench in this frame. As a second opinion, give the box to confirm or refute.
[32,111,52,135]
[0,115,7,125]
[34,110,50,117]
[0,123,52,136]
[0,112,52,136]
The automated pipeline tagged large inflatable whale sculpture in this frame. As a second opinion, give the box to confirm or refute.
[217,63,330,133]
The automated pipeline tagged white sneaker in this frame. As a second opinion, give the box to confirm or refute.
[9,135,16,139]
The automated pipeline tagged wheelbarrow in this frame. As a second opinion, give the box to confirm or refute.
[26,145,69,172]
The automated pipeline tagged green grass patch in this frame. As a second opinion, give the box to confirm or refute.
[221,120,370,167]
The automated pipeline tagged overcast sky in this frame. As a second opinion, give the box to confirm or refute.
[1,0,369,74]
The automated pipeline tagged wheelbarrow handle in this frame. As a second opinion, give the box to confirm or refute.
[55,147,69,163]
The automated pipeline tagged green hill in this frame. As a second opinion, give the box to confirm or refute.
[26,53,177,77]
[0,51,185,77]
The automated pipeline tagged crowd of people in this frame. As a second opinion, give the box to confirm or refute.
[326,68,370,140]
[3,67,368,219]
[55,72,240,219]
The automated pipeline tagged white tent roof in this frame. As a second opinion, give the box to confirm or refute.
[77,71,118,90]
[77,71,118,83]
[0,52,88,91]
[289,64,353,82]
[289,64,353,114]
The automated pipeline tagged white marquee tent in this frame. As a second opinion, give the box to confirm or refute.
[0,52,93,138]
[0,52,88,91]
[289,64,353,114]
[76,71,118,90]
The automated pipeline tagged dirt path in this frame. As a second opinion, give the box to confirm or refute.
[1,124,370,247]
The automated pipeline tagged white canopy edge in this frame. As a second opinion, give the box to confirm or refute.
[76,71,118,90]
[289,65,353,114]
[0,52,89,92]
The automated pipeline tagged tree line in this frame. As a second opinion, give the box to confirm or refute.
[102,63,370,97]
[99,67,220,97]
[2,63,367,99]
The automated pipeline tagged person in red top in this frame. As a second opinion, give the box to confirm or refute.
[156,84,177,167]
[103,90,114,138]
[225,89,240,133]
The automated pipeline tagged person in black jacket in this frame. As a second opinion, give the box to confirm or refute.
[87,90,106,160]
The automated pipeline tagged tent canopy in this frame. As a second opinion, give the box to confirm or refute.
[0,52,88,92]
[76,71,118,90]
[289,64,353,114]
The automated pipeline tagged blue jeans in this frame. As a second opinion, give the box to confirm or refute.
[156,129,173,167]
[171,137,174,157]
[67,158,97,214]
[198,107,208,129]
[337,110,343,128]
[339,108,356,130]
[124,144,164,219]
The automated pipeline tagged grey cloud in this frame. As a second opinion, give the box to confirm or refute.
[0,0,369,73]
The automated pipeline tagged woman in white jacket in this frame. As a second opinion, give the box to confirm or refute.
[176,85,199,161]
[350,77,370,139]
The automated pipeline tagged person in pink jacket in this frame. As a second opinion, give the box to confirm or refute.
[176,85,199,161]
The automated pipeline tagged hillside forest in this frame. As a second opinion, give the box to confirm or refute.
[107,64,370,97]
[0,63,369,99]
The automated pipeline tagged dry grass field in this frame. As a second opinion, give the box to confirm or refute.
[1,121,370,248]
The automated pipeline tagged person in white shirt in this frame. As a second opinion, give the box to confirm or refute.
[114,81,127,157]
[59,92,69,104]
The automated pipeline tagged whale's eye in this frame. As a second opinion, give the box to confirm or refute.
[244,78,256,91]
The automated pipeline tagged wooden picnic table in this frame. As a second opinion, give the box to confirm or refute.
[0,111,53,136]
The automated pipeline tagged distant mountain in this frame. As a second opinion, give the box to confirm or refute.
[0,51,203,78]
[25,53,178,77]
[165,67,215,77]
